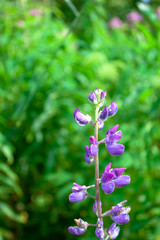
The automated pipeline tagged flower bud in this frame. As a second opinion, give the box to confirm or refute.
[73,108,91,126]
[88,92,97,104]
[99,105,108,121]
[108,101,118,117]
[107,223,120,239]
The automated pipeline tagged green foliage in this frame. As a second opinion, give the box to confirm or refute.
[0,0,160,239]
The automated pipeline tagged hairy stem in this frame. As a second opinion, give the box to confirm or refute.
[95,105,103,238]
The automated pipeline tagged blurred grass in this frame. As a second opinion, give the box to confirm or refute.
[0,0,160,239]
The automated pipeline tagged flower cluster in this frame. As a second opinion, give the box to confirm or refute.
[68,89,131,239]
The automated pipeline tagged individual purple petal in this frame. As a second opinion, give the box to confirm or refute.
[90,144,98,156]
[112,214,130,225]
[68,226,86,235]
[95,226,104,240]
[98,120,104,130]
[90,136,97,145]
[113,131,122,143]
[93,200,102,216]
[69,191,86,203]
[121,206,131,214]
[104,162,112,172]
[102,182,115,194]
[114,175,131,188]
[107,124,119,135]
[73,108,91,126]
[107,144,124,156]
[101,172,114,183]
[100,106,108,121]
[108,101,118,117]
[110,168,126,178]
[88,92,97,104]
[107,223,120,239]
[100,90,106,101]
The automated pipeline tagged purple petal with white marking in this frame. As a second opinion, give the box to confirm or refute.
[95,227,104,240]
[100,106,108,121]
[90,144,98,156]
[88,91,97,103]
[98,120,104,130]
[108,101,118,117]
[74,108,91,126]
[68,226,86,235]
[90,136,97,145]
[112,214,130,225]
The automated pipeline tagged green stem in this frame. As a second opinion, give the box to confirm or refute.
[95,105,104,239]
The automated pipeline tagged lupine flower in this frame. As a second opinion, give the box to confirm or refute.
[98,119,104,130]
[157,7,160,19]
[108,17,123,29]
[101,163,130,194]
[74,108,91,126]
[93,200,102,216]
[68,218,88,235]
[100,106,108,121]
[108,101,118,117]
[109,202,131,225]
[88,91,97,104]
[30,9,43,17]
[88,89,106,106]
[17,20,24,26]
[105,124,124,155]
[127,11,143,23]
[69,183,87,202]
[107,222,120,239]
[85,136,98,164]
[95,221,104,240]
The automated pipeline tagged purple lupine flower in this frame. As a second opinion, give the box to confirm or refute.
[105,125,125,155]
[100,106,108,121]
[17,20,24,26]
[74,108,91,126]
[107,222,120,239]
[101,163,130,194]
[93,200,102,216]
[108,101,118,117]
[30,9,43,17]
[85,136,98,164]
[68,218,88,235]
[156,7,160,19]
[98,119,104,130]
[108,17,123,29]
[69,183,87,202]
[95,221,104,240]
[88,89,106,106]
[109,202,131,225]
[127,11,143,23]
[88,91,97,104]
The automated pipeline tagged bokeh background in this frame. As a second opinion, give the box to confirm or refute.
[0,0,160,239]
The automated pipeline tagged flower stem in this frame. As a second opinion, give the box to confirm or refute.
[95,105,104,239]
[86,193,96,199]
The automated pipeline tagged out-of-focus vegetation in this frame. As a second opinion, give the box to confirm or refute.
[0,0,160,239]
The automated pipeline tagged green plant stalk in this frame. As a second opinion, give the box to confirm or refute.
[95,105,104,238]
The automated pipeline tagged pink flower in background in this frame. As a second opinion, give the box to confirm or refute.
[29,9,43,17]
[127,11,143,23]
[156,7,160,19]
[108,17,123,29]
[17,20,24,26]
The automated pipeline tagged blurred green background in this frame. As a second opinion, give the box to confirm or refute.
[0,0,160,239]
